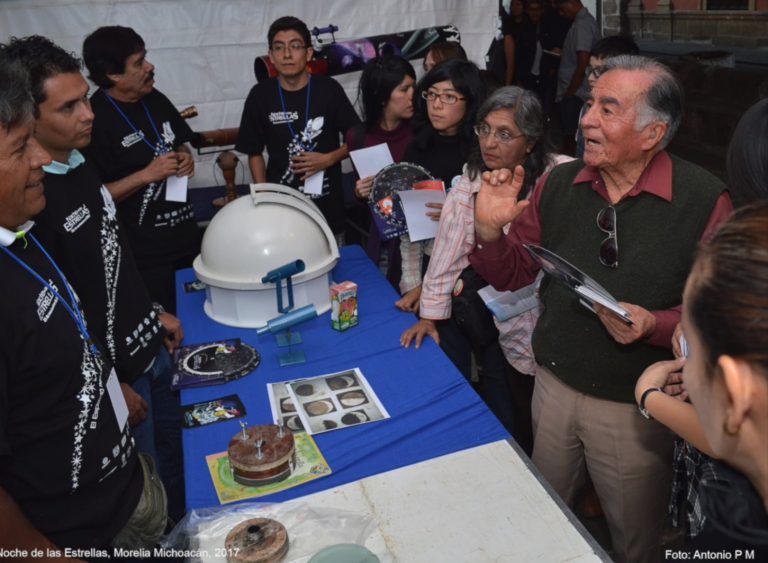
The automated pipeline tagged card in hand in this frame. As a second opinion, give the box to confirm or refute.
[181,394,246,429]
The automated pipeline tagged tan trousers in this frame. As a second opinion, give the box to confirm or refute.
[532,365,674,563]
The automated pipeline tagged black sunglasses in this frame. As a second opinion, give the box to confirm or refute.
[596,206,618,268]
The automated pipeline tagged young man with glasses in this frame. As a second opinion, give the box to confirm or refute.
[470,56,732,563]
[236,16,360,238]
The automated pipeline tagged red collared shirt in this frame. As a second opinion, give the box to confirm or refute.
[469,152,733,348]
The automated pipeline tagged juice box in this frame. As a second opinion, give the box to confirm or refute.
[330,281,358,331]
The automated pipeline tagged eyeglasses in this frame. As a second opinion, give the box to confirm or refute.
[421,90,466,105]
[586,64,604,81]
[270,42,308,55]
[473,124,526,144]
[596,205,618,268]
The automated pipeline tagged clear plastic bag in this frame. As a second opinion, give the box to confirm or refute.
[161,501,388,562]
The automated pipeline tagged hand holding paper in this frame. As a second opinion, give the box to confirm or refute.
[397,189,446,242]
[595,302,654,344]
[349,143,394,179]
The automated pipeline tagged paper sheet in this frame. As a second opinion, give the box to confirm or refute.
[165,175,188,202]
[106,367,129,432]
[303,171,325,195]
[478,282,539,321]
[397,189,446,242]
[281,368,390,436]
[349,143,394,179]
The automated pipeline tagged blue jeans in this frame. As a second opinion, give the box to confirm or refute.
[131,347,185,522]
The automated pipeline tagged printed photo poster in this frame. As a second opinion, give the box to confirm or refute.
[268,381,307,433]
[285,368,389,435]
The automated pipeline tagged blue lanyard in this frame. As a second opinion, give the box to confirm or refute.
[0,233,99,356]
[277,75,312,139]
[104,92,171,155]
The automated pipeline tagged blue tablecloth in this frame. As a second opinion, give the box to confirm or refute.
[178,245,509,510]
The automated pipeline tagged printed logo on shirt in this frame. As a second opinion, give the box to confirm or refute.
[269,110,299,125]
[282,117,324,188]
[153,204,195,228]
[124,310,162,355]
[63,204,91,233]
[161,121,176,147]
[36,281,59,322]
[121,131,145,148]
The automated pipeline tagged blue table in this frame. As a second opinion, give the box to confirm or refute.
[178,245,509,510]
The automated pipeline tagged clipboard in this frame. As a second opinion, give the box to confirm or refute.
[524,244,633,325]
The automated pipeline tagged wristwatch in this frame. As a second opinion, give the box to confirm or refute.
[639,387,663,420]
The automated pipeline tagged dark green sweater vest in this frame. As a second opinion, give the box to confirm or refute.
[532,156,726,402]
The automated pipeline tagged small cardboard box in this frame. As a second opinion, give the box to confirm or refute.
[330,281,358,331]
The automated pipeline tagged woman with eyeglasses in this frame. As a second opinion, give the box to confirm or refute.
[347,55,416,287]
[395,59,487,316]
[400,86,570,443]
[634,204,768,555]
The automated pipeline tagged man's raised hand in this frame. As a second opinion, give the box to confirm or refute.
[474,165,529,242]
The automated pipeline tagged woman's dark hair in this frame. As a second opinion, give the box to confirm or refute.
[466,86,553,197]
[425,41,467,67]
[83,26,145,89]
[358,55,415,131]
[689,201,768,377]
[411,59,487,156]
[726,98,768,209]
[267,16,311,50]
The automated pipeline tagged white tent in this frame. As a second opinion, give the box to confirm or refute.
[1,0,499,188]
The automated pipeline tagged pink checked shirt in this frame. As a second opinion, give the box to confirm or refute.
[419,155,572,375]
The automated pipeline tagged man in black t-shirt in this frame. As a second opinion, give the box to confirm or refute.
[0,51,146,555]
[82,26,200,313]
[4,35,185,523]
[235,16,360,235]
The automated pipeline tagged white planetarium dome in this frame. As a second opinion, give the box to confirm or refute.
[193,184,340,327]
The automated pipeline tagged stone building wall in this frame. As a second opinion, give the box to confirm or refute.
[603,1,768,47]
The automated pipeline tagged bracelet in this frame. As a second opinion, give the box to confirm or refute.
[638,387,663,420]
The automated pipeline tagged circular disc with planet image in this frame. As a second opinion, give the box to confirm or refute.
[294,383,316,397]
[337,390,369,408]
[304,399,336,417]
[327,373,358,390]
[279,397,296,413]
[284,415,305,432]
[341,410,370,426]
[178,341,260,382]
[369,162,432,230]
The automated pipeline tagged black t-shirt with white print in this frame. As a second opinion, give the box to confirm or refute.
[85,88,199,270]
[0,235,142,550]
[235,74,360,233]
[35,158,165,384]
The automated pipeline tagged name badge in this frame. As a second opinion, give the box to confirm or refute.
[106,367,129,431]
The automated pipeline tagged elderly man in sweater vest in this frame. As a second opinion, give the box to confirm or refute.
[469,55,732,563]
